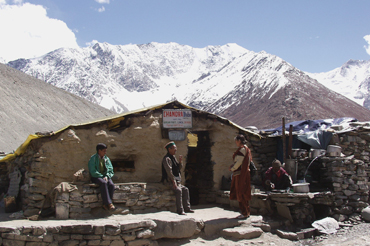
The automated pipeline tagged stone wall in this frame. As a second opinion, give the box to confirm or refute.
[248,137,277,184]
[0,220,158,246]
[55,183,176,219]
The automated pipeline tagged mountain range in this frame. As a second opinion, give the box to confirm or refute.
[6,42,370,130]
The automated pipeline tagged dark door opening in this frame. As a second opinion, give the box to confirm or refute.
[185,131,213,205]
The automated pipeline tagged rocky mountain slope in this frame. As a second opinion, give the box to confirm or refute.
[0,63,115,153]
[6,42,370,130]
[307,59,370,109]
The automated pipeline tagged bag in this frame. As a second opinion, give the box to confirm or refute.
[249,161,257,176]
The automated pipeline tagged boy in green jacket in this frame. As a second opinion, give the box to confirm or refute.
[88,143,115,210]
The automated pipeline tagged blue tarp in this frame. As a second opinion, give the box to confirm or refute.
[264,117,358,163]
[263,117,358,136]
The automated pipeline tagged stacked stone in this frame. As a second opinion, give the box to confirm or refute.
[339,130,370,161]
[250,137,277,184]
[0,220,158,246]
[56,183,176,219]
[323,157,369,221]
[19,151,51,218]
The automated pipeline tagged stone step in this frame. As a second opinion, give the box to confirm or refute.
[221,226,263,239]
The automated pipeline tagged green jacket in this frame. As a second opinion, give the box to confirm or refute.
[88,153,114,179]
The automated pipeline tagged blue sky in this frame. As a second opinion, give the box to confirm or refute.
[1,0,369,73]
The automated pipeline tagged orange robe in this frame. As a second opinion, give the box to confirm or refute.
[230,145,252,216]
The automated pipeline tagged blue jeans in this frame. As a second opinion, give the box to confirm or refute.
[91,177,115,205]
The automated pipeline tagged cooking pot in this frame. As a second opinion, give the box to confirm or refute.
[310,149,326,158]
[292,183,310,193]
[327,145,341,157]
[291,149,299,158]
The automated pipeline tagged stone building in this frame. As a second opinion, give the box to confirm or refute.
[0,101,262,218]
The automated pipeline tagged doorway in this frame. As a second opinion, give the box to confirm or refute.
[185,131,213,205]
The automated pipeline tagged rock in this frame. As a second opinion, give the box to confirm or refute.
[152,217,200,239]
[333,214,348,222]
[252,222,271,232]
[361,206,370,222]
[296,228,317,239]
[276,229,299,241]
[203,218,241,236]
[23,208,40,217]
[55,203,69,219]
[221,226,263,239]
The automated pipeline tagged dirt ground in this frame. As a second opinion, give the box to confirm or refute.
[158,222,370,246]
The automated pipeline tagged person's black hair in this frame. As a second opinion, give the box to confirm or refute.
[234,134,247,144]
[96,143,107,152]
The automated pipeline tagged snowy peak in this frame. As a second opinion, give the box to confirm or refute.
[307,59,370,108]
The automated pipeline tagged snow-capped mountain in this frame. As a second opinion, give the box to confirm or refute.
[8,42,247,113]
[7,42,370,129]
[307,59,370,109]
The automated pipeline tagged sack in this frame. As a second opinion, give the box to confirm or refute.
[250,161,257,176]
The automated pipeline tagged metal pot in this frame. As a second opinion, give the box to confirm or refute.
[310,149,326,158]
[291,149,299,158]
[327,145,341,157]
[292,183,310,193]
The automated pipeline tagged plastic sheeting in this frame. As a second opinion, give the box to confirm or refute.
[296,130,333,149]
[263,117,358,136]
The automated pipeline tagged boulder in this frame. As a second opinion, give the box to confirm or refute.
[221,226,263,239]
[203,218,242,236]
[152,217,200,239]
[361,206,370,222]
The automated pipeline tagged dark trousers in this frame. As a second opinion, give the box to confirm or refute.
[91,177,115,205]
[172,184,191,213]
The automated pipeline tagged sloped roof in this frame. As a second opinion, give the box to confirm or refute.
[0,101,260,163]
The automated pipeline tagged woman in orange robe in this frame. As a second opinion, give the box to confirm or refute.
[229,134,252,219]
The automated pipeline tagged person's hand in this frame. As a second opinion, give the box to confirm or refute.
[172,180,177,189]
[179,155,183,163]
[103,177,108,182]
[229,164,233,171]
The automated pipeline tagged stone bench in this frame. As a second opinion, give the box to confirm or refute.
[216,190,336,226]
[56,182,176,219]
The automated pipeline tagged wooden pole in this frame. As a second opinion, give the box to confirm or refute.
[288,125,293,159]
[282,117,286,164]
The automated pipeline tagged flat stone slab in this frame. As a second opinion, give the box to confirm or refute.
[203,218,242,236]
[221,226,263,239]
[276,229,299,241]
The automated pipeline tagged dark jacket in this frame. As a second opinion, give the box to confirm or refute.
[88,153,114,179]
